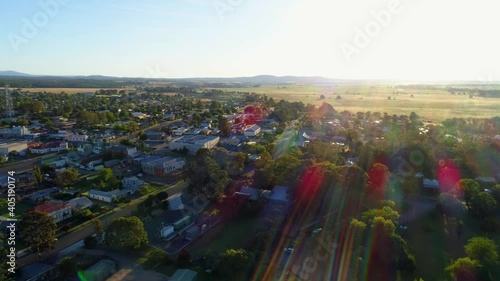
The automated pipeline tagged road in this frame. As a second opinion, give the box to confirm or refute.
[0,157,42,175]
[16,181,188,267]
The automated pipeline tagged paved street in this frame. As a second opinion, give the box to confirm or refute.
[17,181,188,267]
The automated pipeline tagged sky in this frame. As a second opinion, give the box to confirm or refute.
[1,0,499,81]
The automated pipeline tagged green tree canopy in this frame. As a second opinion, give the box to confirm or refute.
[445,257,481,281]
[469,192,497,219]
[464,237,498,268]
[105,216,148,250]
[20,211,57,259]
[54,167,79,188]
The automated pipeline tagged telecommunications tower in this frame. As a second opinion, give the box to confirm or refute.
[4,85,14,118]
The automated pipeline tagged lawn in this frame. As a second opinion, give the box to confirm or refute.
[404,203,500,281]
[189,217,261,258]
[2,202,33,219]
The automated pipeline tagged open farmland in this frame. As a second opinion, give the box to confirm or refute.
[19,87,134,94]
[215,84,500,122]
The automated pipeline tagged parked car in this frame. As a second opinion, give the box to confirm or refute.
[284,248,294,253]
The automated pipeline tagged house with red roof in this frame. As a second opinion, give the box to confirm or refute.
[34,201,72,223]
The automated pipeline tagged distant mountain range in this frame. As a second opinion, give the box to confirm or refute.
[0,71,344,84]
[0,70,498,85]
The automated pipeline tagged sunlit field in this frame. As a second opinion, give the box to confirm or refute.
[19,87,133,94]
[217,85,500,123]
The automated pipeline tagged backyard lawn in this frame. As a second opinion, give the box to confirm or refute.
[189,217,261,258]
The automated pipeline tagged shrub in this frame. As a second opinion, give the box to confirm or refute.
[84,235,98,249]
[480,218,500,234]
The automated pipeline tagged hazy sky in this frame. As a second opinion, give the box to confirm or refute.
[1,0,499,81]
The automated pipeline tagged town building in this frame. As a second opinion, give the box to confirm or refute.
[141,156,185,176]
[244,124,261,137]
[169,135,220,155]
[0,141,28,155]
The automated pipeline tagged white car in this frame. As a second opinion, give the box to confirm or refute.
[284,248,294,253]
[312,228,322,234]
[137,173,143,177]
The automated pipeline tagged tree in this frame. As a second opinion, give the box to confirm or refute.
[456,179,481,208]
[139,185,152,196]
[120,138,134,146]
[464,237,498,269]
[320,94,326,99]
[157,191,169,201]
[214,249,255,280]
[361,206,400,225]
[94,168,120,191]
[94,220,103,242]
[469,192,497,219]
[105,216,148,250]
[367,163,390,196]
[54,167,79,188]
[0,155,6,164]
[33,166,43,184]
[188,151,230,201]
[218,116,231,137]
[446,257,481,281]
[20,211,57,260]
[177,250,191,267]
[84,235,98,248]
[56,257,77,278]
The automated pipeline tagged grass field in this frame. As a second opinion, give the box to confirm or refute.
[215,85,500,123]
[19,87,133,94]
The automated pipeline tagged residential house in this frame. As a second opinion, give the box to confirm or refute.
[110,145,137,158]
[29,141,68,154]
[66,134,89,142]
[81,155,104,169]
[235,187,262,201]
[82,259,116,281]
[164,110,176,120]
[34,201,72,223]
[173,127,188,136]
[263,186,290,203]
[170,269,198,281]
[422,178,440,195]
[67,196,94,211]
[146,131,165,140]
[25,188,60,203]
[88,189,129,203]
[132,112,148,119]
[122,176,146,193]
[141,156,185,176]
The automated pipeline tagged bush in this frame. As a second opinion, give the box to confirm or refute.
[480,218,500,234]
[84,235,98,249]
